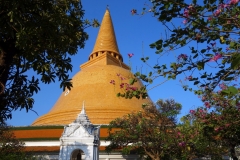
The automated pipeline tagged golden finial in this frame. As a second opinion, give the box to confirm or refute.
[89,8,121,60]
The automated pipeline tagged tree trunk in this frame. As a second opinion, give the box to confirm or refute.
[230,145,238,160]
[0,39,17,119]
[0,39,16,91]
[144,149,161,160]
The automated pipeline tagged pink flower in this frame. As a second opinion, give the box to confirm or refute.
[190,110,195,114]
[208,16,212,21]
[120,83,124,88]
[214,127,220,132]
[185,76,192,80]
[128,53,134,58]
[204,101,211,109]
[219,3,229,8]
[207,46,211,50]
[210,42,216,47]
[183,9,189,18]
[209,53,222,62]
[177,54,188,61]
[219,83,227,90]
[188,4,194,10]
[178,141,186,147]
[131,9,137,15]
[229,0,239,5]
[110,80,115,85]
[225,123,230,127]
[120,76,126,80]
[214,9,221,16]
[130,86,138,91]
[236,102,240,107]
[182,19,188,24]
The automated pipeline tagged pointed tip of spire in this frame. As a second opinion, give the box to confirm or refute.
[73,101,93,125]
[89,8,122,62]
[80,101,85,114]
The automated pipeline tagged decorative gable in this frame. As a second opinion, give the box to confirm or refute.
[59,102,100,160]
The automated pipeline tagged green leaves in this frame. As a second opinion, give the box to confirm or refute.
[129,78,137,85]
[201,49,206,53]
[150,39,163,51]
[221,86,238,96]
[227,86,238,95]
[197,61,205,70]
[134,0,240,102]
[0,0,97,121]
[29,76,40,94]
[106,102,181,159]
[134,1,240,159]
[7,11,14,22]
[170,63,178,70]
[60,78,73,91]
[194,81,200,85]
[231,54,240,70]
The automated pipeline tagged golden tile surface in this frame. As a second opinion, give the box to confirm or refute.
[32,9,151,126]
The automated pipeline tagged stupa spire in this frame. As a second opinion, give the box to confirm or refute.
[80,101,85,114]
[89,9,123,62]
[32,9,150,126]
[74,101,92,125]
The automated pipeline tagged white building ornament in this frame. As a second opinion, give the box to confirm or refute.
[59,103,100,160]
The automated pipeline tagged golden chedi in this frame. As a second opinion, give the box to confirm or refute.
[32,9,150,126]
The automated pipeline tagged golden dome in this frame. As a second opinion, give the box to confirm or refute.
[32,9,150,126]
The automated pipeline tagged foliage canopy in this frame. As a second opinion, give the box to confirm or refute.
[121,0,240,102]
[106,99,182,160]
[114,1,240,159]
[0,122,37,160]
[0,0,99,121]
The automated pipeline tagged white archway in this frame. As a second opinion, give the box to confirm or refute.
[71,149,83,160]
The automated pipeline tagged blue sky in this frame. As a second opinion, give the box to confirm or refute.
[7,0,203,126]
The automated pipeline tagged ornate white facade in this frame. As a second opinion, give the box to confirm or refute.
[59,104,100,160]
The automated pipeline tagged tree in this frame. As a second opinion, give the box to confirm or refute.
[178,112,228,160]
[118,0,239,102]
[123,1,240,159]
[0,0,99,121]
[188,93,240,160]
[0,122,35,160]
[107,98,235,160]
[106,99,182,160]
[156,99,182,123]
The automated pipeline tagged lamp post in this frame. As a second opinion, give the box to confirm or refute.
[93,139,99,160]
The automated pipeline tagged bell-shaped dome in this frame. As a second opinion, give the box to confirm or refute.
[32,9,151,126]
